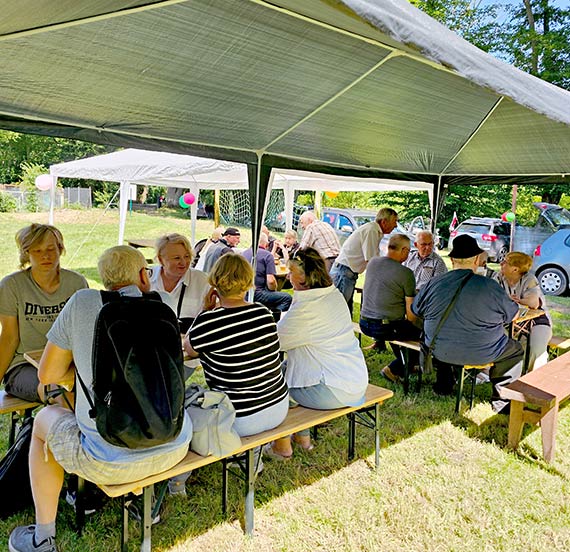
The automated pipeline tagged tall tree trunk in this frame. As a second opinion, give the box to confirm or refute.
[523,0,539,75]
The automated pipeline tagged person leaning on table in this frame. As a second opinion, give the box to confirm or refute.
[184,253,289,437]
[0,223,87,402]
[411,235,524,414]
[493,251,552,371]
[266,247,368,460]
[8,245,193,552]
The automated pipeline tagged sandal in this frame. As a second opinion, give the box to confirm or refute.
[292,435,314,451]
[263,442,292,461]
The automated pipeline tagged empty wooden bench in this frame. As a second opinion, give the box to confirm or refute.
[0,390,41,446]
[499,350,570,463]
[98,384,393,552]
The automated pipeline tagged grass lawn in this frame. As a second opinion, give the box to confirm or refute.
[1,209,570,551]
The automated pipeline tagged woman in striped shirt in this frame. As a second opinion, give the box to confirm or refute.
[184,253,289,436]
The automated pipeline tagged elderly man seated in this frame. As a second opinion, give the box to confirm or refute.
[412,235,523,413]
[403,230,447,291]
[8,246,193,552]
[242,233,292,320]
[359,234,421,383]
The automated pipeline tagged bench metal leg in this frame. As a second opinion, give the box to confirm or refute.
[222,458,229,516]
[76,476,85,535]
[401,347,410,395]
[121,495,129,552]
[468,370,477,409]
[348,412,356,461]
[141,485,153,552]
[455,366,465,414]
[244,449,255,536]
[374,403,380,470]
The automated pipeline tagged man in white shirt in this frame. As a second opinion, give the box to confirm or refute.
[331,207,398,313]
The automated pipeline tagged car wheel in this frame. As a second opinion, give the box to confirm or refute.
[494,246,508,263]
[537,267,568,296]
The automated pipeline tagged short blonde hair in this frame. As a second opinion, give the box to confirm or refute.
[155,233,194,263]
[284,230,298,240]
[209,253,253,297]
[16,224,65,269]
[505,251,532,274]
[98,246,147,290]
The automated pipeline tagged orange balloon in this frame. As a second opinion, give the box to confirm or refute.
[325,191,339,199]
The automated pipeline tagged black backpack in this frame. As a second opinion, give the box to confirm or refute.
[76,291,185,449]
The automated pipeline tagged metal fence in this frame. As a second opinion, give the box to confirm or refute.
[1,187,92,211]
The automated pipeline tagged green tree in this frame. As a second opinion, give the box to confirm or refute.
[500,0,570,89]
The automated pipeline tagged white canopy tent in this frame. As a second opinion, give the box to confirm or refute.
[49,148,433,244]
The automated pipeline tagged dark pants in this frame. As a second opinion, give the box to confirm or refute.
[433,338,523,412]
[360,317,421,376]
[254,289,292,313]
[4,363,41,402]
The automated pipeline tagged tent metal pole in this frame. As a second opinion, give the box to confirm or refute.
[118,181,129,246]
[48,176,57,225]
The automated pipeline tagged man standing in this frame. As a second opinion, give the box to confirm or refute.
[242,233,292,319]
[201,227,241,272]
[298,211,340,271]
[331,207,398,313]
[404,230,447,291]
[412,235,523,413]
[360,234,421,383]
[8,246,193,552]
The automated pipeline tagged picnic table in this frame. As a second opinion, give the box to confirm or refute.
[274,264,288,290]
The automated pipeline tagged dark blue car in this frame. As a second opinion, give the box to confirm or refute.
[533,229,570,296]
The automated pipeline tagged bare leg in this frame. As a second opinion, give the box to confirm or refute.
[30,406,68,524]
[270,436,293,457]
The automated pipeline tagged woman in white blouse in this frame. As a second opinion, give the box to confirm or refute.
[266,247,368,460]
[150,233,210,333]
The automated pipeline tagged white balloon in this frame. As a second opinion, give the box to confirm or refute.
[35,174,54,191]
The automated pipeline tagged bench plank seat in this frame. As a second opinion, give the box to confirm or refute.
[0,390,40,446]
[101,384,393,498]
[499,350,570,462]
[98,384,392,551]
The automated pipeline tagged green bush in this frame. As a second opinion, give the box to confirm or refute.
[0,191,17,212]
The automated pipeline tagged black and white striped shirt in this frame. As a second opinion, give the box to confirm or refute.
[189,303,288,417]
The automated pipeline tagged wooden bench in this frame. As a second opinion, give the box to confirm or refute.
[0,390,40,446]
[97,384,393,551]
[499,350,570,463]
[388,339,421,395]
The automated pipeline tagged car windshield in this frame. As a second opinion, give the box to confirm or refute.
[547,208,570,227]
[353,215,375,226]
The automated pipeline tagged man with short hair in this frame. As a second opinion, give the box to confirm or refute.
[412,235,523,413]
[360,234,421,383]
[298,211,340,271]
[8,246,193,552]
[201,227,241,272]
[242,233,292,319]
[331,207,398,313]
[404,230,447,291]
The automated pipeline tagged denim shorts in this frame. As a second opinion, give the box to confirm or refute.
[46,411,188,485]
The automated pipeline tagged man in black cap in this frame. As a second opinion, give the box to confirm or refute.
[201,227,241,273]
[412,234,523,413]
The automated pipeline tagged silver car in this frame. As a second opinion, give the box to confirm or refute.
[449,217,511,262]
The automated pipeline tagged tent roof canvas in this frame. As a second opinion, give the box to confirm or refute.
[0,0,568,187]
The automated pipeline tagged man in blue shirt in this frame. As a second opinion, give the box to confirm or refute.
[242,233,292,320]
[412,235,523,413]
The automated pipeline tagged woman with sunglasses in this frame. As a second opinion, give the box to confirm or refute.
[494,251,552,371]
[265,247,368,459]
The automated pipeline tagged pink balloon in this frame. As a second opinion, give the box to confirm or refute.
[35,174,54,191]
[183,192,196,205]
